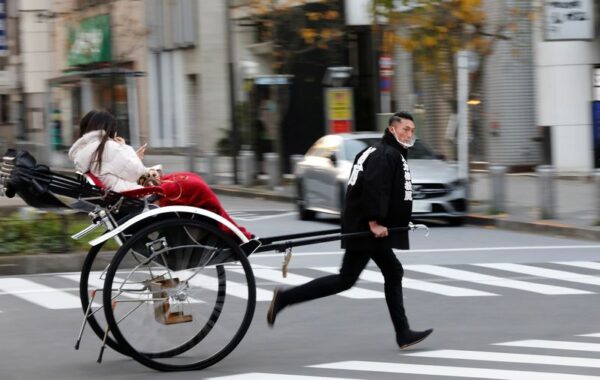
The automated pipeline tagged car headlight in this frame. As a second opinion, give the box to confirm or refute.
[449,179,466,190]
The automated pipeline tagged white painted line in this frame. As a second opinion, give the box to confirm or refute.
[315,267,497,297]
[406,349,600,368]
[310,360,600,380]
[578,333,600,338]
[405,265,591,295]
[207,373,363,380]
[475,263,600,287]
[61,272,205,304]
[496,340,600,352]
[556,261,600,271]
[236,268,384,299]
[0,278,81,309]
[186,272,272,302]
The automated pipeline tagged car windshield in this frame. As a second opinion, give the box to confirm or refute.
[343,138,436,160]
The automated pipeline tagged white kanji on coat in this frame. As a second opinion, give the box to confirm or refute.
[401,155,412,201]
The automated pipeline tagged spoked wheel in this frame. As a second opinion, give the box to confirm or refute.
[102,218,256,371]
[78,241,130,356]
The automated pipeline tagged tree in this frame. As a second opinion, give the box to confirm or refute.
[371,0,534,106]
[246,0,345,73]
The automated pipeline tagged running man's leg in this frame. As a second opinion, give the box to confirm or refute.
[371,248,409,332]
[267,249,370,325]
[281,249,370,306]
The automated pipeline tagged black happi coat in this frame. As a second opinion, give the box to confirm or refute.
[341,129,413,250]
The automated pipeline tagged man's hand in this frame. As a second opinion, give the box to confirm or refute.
[369,220,388,238]
[136,143,147,159]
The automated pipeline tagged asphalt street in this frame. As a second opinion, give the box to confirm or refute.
[1,195,600,379]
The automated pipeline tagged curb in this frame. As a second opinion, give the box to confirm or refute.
[466,214,600,241]
[0,252,88,276]
[212,185,295,203]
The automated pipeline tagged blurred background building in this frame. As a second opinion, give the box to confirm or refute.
[0,0,597,174]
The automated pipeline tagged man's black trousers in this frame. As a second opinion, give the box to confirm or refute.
[279,247,410,333]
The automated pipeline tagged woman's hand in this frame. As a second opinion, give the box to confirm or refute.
[369,220,388,238]
[136,143,147,159]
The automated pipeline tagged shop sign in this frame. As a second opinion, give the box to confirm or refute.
[326,87,354,133]
[544,0,595,40]
[67,14,112,66]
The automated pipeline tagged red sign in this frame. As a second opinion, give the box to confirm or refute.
[331,120,352,133]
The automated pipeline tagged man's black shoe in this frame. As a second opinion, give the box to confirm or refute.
[267,288,283,327]
[396,328,433,349]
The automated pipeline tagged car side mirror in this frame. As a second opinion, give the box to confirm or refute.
[328,153,337,166]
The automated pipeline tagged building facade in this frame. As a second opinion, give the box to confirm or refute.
[145,0,231,152]
[48,0,147,155]
[389,0,598,173]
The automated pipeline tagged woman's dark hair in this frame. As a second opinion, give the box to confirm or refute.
[85,110,118,172]
[79,110,98,137]
[388,111,414,126]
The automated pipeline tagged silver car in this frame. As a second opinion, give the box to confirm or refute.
[295,132,467,225]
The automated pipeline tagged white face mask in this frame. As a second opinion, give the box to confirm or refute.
[391,129,416,148]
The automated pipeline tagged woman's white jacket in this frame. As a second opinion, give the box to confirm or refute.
[68,130,146,192]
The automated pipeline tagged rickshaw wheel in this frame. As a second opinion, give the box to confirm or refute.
[102,218,256,371]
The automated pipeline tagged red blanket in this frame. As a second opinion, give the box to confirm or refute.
[120,172,252,240]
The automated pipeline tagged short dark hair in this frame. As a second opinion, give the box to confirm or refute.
[388,111,414,126]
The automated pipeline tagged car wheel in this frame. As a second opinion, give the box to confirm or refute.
[447,217,464,226]
[297,181,316,221]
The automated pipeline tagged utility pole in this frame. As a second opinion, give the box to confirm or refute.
[456,50,469,182]
[225,0,239,184]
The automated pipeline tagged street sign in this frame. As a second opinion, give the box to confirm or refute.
[325,87,354,134]
[544,0,595,40]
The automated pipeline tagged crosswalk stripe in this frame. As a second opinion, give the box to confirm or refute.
[0,278,81,309]
[61,272,207,304]
[206,373,363,380]
[578,333,600,338]
[406,349,600,368]
[474,263,600,287]
[207,373,363,380]
[310,360,600,379]
[314,267,497,297]
[405,265,590,295]
[238,268,385,299]
[496,340,600,352]
[185,271,273,302]
[556,261,600,271]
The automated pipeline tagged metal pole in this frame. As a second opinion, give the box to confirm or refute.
[489,165,507,214]
[595,169,600,223]
[265,152,279,190]
[289,154,304,175]
[205,151,217,185]
[225,0,239,184]
[536,165,555,219]
[456,50,469,182]
[238,150,254,187]
[187,144,196,173]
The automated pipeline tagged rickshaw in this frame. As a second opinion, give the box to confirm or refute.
[0,149,428,372]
